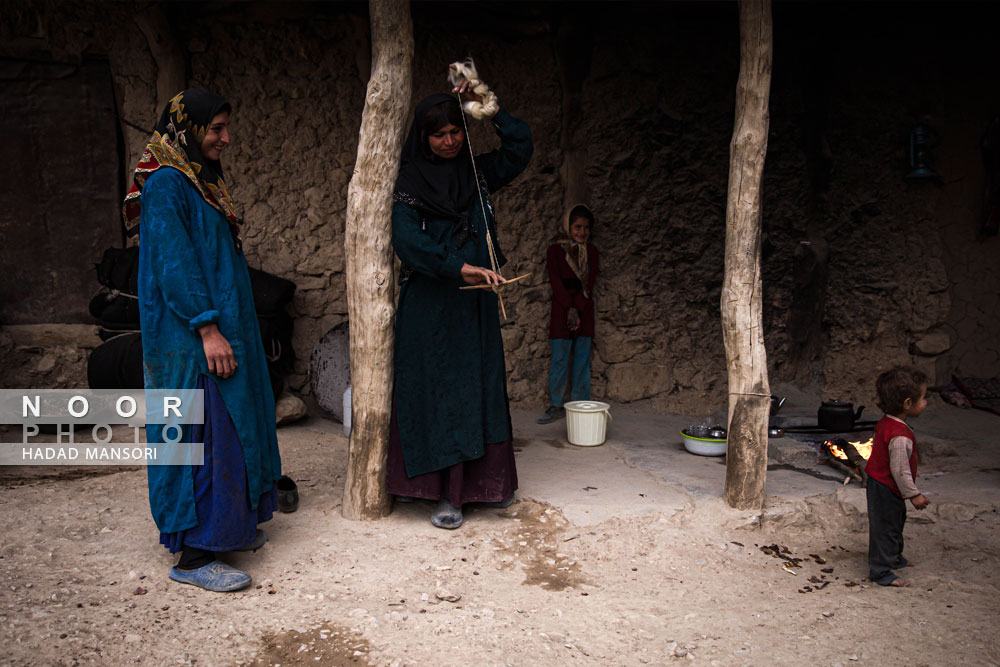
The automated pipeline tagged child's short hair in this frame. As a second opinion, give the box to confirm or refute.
[876,366,929,415]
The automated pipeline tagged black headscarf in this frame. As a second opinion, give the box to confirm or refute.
[393,94,478,221]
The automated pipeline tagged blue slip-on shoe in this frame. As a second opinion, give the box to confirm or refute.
[169,561,252,592]
[431,499,464,529]
[233,529,267,552]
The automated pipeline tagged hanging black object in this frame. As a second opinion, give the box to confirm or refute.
[905,123,937,181]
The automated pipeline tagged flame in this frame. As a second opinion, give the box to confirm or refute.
[825,438,873,461]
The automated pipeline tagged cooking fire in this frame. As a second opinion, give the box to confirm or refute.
[825,437,873,461]
[820,437,873,486]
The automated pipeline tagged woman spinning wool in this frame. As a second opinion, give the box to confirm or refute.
[387,71,533,529]
[126,89,282,591]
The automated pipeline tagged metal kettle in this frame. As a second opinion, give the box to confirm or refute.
[817,400,865,432]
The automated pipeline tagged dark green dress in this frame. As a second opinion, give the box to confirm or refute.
[391,108,533,477]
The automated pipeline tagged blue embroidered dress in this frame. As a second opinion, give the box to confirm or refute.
[138,167,281,540]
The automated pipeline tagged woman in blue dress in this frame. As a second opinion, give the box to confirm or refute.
[124,89,282,592]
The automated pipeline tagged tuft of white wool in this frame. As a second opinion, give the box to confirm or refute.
[447,58,499,120]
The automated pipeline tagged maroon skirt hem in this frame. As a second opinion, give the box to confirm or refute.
[385,402,518,507]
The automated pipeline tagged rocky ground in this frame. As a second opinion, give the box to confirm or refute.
[0,400,997,666]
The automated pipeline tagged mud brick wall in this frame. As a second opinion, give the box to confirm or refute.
[2,2,997,416]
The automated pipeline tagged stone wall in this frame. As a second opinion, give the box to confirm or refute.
[2,1,997,417]
[184,7,371,393]
[761,4,1000,407]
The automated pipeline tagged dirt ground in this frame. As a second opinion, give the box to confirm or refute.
[1,400,998,666]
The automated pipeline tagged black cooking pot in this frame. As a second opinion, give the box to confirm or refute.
[818,400,865,432]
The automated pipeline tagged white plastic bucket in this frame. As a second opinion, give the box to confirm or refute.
[564,400,612,447]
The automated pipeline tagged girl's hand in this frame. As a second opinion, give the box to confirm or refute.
[199,323,238,379]
[910,494,931,510]
[567,308,581,332]
[451,76,483,104]
[461,263,505,286]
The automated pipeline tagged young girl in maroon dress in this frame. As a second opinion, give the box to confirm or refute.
[538,205,599,424]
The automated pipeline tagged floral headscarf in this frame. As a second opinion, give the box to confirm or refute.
[122,89,241,249]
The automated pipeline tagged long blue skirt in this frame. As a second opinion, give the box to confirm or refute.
[159,375,277,554]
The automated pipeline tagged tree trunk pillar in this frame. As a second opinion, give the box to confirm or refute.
[722,0,773,510]
[342,0,413,520]
[134,4,186,116]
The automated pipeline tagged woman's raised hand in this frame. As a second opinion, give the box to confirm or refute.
[461,263,506,287]
[451,76,484,104]
[198,323,238,379]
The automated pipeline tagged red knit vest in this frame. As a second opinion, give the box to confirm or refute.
[865,415,918,498]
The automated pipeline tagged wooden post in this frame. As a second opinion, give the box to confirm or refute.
[342,0,413,520]
[722,0,773,510]
[133,4,186,115]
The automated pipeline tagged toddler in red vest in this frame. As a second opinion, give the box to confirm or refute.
[865,366,932,587]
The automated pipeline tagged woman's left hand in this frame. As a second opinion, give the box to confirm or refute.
[452,77,483,104]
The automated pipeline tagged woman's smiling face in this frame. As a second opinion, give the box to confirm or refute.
[428,123,464,159]
[201,111,230,160]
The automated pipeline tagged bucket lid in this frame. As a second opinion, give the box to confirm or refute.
[564,400,611,413]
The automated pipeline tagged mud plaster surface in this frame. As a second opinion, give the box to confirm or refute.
[1,402,998,666]
[4,3,998,415]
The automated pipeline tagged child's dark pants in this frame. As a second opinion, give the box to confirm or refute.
[867,477,909,585]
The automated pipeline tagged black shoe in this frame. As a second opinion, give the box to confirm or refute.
[276,475,298,513]
[536,406,565,424]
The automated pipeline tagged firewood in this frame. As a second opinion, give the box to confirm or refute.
[836,438,869,486]
[828,438,868,487]
[824,454,863,483]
